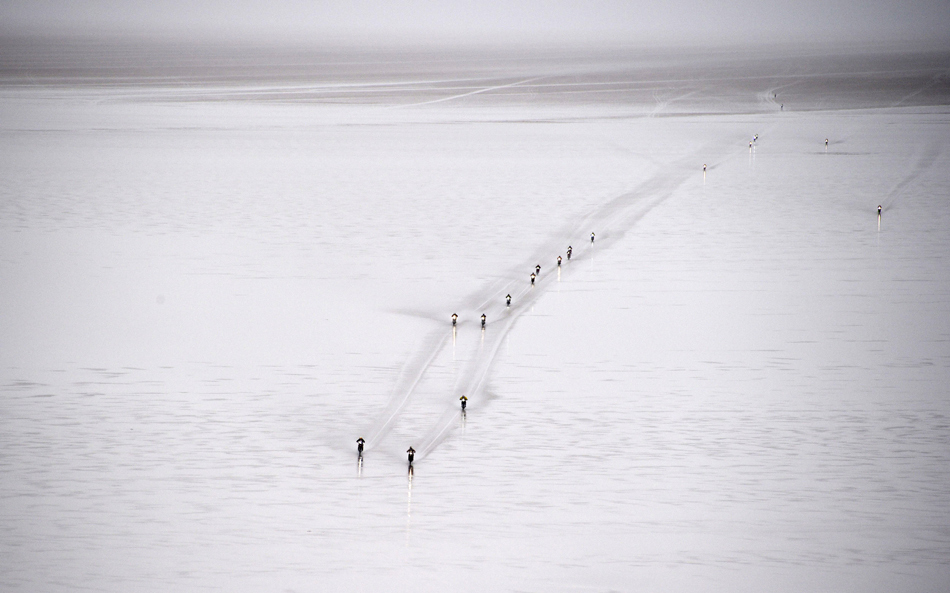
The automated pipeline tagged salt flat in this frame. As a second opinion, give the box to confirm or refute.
[1,41,949,592]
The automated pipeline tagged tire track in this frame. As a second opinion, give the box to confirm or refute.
[361,134,749,462]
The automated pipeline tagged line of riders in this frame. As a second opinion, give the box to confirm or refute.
[358,232,597,467]
[358,167,884,468]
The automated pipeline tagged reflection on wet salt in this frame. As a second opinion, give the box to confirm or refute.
[406,466,413,546]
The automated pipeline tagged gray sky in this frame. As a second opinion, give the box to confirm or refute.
[2,0,949,46]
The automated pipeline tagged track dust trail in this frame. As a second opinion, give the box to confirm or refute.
[361,133,749,461]
[649,88,700,117]
[882,140,943,211]
[891,74,942,108]
[394,77,543,108]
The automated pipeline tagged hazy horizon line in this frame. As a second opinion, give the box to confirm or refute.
[2,29,949,57]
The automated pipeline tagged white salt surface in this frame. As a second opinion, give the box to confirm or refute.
[1,45,949,591]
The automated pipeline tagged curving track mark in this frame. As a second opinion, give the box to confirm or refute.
[360,330,449,452]
[758,82,798,111]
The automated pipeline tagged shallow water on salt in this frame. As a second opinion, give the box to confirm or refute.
[2,48,949,592]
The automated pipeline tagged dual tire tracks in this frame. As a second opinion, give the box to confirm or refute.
[359,134,748,464]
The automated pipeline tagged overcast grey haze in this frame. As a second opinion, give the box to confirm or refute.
[2,0,950,46]
[2,1,950,592]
